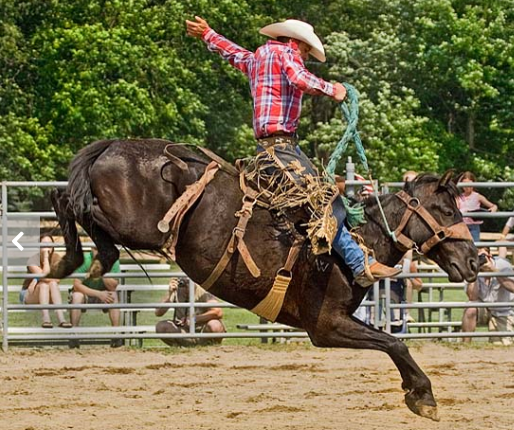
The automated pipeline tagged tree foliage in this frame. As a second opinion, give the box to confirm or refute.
[1,0,513,207]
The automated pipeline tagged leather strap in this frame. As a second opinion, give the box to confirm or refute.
[394,190,473,254]
[202,194,261,290]
[158,161,218,233]
[282,238,305,273]
[163,145,189,171]
[197,146,239,176]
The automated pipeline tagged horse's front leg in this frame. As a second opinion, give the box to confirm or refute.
[308,312,439,421]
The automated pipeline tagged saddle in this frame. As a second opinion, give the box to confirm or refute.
[157,145,312,322]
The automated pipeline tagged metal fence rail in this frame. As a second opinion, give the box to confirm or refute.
[2,178,514,350]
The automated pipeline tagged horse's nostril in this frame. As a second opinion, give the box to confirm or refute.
[469,258,478,273]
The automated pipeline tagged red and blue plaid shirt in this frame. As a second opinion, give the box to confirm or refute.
[202,29,335,139]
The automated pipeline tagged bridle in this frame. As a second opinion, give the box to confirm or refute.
[393,190,473,254]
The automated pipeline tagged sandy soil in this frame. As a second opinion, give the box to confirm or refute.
[1,343,513,430]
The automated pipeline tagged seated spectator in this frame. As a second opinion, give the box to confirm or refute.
[402,170,418,183]
[155,278,226,347]
[69,247,122,348]
[462,248,514,345]
[21,233,72,328]
[457,171,497,242]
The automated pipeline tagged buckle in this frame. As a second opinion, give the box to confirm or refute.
[408,197,420,209]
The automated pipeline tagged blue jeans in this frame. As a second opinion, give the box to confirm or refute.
[467,224,480,243]
[332,223,373,276]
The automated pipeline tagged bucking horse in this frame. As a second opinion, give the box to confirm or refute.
[50,138,478,421]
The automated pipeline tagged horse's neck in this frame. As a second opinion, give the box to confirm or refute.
[359,194,406,266]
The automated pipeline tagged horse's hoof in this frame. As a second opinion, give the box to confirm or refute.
[405,391,439,421]
[417,404,440,422]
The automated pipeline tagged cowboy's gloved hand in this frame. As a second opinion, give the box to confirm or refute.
[186,16,210,38]
[333,83,347,102]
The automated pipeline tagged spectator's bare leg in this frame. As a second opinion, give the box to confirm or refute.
[405,282,414,321]
[37,282,52,324]
[462,280,478,342]
[155,320,183,346]
[48,281,66,324]
[201,320,225,345]
[108,292,120,326]
[461,307,478,342]
[465,281,478,300]
[70,292,85,326]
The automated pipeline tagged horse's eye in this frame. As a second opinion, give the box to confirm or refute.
[444,210,453,217]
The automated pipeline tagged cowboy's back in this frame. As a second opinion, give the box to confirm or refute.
[202,29,335,138]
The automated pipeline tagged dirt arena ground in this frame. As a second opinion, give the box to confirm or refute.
[1,343,513,430]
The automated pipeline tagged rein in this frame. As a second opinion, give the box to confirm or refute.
[393,190,473,254]
[326,83,397,242]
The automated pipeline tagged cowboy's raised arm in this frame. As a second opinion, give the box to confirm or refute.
[281,50,346,101]
[186,16,253,75]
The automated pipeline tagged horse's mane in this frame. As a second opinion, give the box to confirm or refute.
[403,173,459,198]
[361,172,459,234]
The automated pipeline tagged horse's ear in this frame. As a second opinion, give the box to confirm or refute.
[438,169,455,188]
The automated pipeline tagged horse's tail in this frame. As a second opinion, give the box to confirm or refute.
[68,139,114,218]
[49,188,85,278]
[49,140,113,278]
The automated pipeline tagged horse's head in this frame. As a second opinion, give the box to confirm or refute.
[398,170,478,282]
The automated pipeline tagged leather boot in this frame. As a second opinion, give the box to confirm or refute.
[354,261,402,287]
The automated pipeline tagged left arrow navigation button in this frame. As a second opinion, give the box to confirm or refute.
[12,232,24,251]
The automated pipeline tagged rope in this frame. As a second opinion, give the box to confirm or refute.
[326,83,397,242]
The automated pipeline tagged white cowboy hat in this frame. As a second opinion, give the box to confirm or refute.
[259,19,326,62]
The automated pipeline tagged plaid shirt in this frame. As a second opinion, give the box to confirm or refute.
[202,29,335,139]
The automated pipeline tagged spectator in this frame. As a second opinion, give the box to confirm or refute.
[365,251,422,332]
[353,173,374,200]
[155,278,226,347]
[461,248,514,345]
[21,233,72,328]
[457,171,497,242]
[402,170,418,183]
[400,173,422,321]
[402,249,423,323]
[500,216,514,241]
[69,247,122,348]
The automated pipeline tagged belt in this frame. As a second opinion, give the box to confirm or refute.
[258,134,298,149]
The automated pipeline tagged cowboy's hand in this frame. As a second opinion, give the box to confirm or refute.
[333,83,347,102]
[186,16,210,38]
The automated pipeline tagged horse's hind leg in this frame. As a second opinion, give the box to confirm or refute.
[309,312,439,421]
[49,189,84,278]
[80,212,120,278]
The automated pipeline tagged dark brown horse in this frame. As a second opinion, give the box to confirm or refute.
[50,139,478,421]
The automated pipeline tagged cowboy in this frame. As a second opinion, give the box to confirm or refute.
[186,17,399,286]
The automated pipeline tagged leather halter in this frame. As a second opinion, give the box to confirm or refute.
[393,190,473,254]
